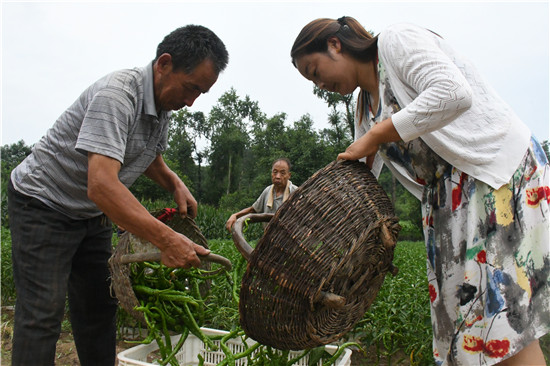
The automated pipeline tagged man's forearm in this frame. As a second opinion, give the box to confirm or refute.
[87,153,176,251]
[144,155,184,193]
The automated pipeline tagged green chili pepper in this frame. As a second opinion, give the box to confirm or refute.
[182,302,217,351]
[322,342,360,366]
[159,329,189,366]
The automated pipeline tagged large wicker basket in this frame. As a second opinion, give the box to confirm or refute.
[231,160,401,350]
[109,209,231,325]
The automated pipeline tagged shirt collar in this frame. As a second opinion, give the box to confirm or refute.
[141,61,158,117]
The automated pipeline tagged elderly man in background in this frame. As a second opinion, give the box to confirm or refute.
[226,158,298,231]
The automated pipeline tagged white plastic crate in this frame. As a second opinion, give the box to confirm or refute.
[117,327,352,366]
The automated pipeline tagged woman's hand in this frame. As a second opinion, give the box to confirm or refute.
[337,118,401,167]
[337,131,380,163]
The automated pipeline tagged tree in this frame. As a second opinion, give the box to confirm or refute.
[204,89,264,205]
[250,112,290,190]
[313,86,355,139]
[377,166,423,241]
[319,109,352,159]
[284,115,333,185]
[167,109,209,201]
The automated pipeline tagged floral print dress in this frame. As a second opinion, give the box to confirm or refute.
[361,60,550,365]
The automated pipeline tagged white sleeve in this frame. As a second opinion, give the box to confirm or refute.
[379,23,473,142]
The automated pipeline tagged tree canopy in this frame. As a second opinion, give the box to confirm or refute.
[9,87,545,241]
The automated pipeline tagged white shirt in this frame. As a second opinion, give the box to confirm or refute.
[358,23,531,198]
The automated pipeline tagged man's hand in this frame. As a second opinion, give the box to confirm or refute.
[225,214,238,232]
[173,184,198,219]
[225,207,256,232]
[144,155,198,218]
[160,232,210,268]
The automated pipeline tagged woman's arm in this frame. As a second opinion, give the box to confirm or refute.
[338,117,401,165]
[379,23,473,142]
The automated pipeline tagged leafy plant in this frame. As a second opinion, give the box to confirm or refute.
[347,241,433,365]
[1,227,16,305]
[195,204,264,242]
[397,220,423,241]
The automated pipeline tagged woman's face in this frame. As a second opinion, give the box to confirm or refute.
[295,38,358,96]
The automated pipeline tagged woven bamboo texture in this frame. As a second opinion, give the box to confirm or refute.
[238,160,401,350]
[108,210,210,325]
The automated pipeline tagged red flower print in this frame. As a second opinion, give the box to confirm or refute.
[452,172,467,211]
[423,215,434,228]
[462,335,510,358]
[463,334,484,353]
[484,339,510,358]
[476,250,487,264]
[525,166,537,181]
[465,315,483,327]
[429,284,437,303]
[526,186,550,207]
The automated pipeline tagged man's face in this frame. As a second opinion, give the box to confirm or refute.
[154,54,218,111]
[271,161,291,190]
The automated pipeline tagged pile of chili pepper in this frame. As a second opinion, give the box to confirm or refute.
[127,258,358,366]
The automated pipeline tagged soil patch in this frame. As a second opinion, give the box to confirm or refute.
[1,306,133,366]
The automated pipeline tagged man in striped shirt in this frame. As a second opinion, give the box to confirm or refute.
[7,25,228,366]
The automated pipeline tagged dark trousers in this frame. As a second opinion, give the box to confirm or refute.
[7,180,118,366]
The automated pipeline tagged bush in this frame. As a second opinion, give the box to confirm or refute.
[201,239,249,330]
[196,204,264,241]
[1,227,16,305]
[398,220,423,241]
[348,241,433,366]
[218,190,257,212]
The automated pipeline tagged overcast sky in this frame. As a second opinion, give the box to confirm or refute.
[2,1,549,149]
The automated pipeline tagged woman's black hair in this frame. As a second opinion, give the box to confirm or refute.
[290,16,377,66]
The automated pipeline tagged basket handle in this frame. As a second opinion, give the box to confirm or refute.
[380,222,399,277]
[231,213,274,261]
[380,224,395,248]
[119,252,232,271]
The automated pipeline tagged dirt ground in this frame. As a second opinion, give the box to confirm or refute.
[1,306,404,366]
[1,306,134,366]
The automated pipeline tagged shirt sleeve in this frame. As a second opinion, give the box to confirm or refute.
[252,186,270,213]
[75,86,136,163]
[379,24,473,142]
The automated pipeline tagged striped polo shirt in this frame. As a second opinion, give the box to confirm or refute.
[11,62,170,219]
